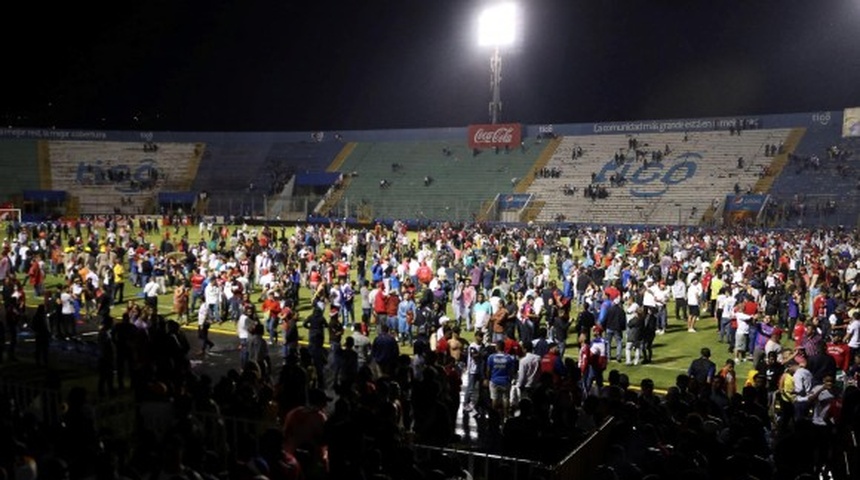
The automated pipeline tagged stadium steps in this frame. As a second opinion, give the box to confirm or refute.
[66,196,80,217]
[522,200,545,222]
[315,175,351,216]
[183,143,206,190]
[326,142,356,172]
[38,140,52,189]
[514,136,562,193]
[752,127,805,193]
[476,198,496,222]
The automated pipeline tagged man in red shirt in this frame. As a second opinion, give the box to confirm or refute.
[742,293,758,316]
[336,256,350,283]
[190,269,206,311]
[262,292,282,346]
[540,342,564,386]
[826,334,852,373]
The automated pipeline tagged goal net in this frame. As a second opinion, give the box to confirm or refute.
[0,208,22,225]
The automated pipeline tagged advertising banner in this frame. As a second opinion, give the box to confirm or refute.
[467,123,522,149]
[723,194,769,225]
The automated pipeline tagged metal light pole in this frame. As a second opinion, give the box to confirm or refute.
[478,3,517,125]
[490,46,502,124]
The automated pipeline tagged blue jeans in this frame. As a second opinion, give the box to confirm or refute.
[239,338,249,366]
[606,329,624,361]
[398,317,412,344]
[719,317,732,343]
[266,316,279,344]
[376,314,388,335]
[657,306,667,331]
[808,286,820,317]
[342,302,354,327]
[583,364,604,394]
[190,290,204,311]
[465,372,480,406]
[461,306,473,330]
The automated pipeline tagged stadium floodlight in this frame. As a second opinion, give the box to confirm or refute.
[477,2,518,124]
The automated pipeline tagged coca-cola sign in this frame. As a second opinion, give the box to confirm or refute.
[467,123,522,149]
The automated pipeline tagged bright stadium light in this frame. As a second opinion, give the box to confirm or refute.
[477,2,518,124]
[477,2,517,47]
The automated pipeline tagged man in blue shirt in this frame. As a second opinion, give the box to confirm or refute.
[486,340,517,419]
[371,323,400,377]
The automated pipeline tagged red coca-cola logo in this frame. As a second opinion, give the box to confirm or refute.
[473,127,514,144]
[467,123,521,149]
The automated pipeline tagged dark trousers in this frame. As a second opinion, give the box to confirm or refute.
[113,282,125,304]
[34,335,49,365]
[674,298,687,320]
[0,321,5,362]
[5,320,18,360]
[98,360,115,396]
[116,350,133,390]
[199,323,214,354]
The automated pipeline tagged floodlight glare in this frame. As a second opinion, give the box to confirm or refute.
[478,3,517,47]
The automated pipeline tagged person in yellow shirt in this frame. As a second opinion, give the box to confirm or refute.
[710,274,724,319]
[112,258,125,305]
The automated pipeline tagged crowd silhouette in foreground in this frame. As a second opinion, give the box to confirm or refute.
[1,218,860,479]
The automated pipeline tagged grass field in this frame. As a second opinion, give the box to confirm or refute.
[11,223,761,392]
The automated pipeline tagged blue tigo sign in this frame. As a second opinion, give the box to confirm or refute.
[75,159,160,193]
[594,152,700,198]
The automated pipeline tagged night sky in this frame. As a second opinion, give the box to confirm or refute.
[4,1,860,132]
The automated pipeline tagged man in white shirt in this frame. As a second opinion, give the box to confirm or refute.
[143,277,161,312]
[686,276,703,332]
[59,286,76,338]
[204,276,222,322]
[672,277,687,322]
[517,341,542,396]
[845,311,860,357]
[236,306,252,365]
[792,359,815,420]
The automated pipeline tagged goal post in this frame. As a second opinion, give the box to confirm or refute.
[0,208,22,223]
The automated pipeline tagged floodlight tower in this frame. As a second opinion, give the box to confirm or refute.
[478,2,517,124]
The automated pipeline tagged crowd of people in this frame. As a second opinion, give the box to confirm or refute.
[2,218,860,478]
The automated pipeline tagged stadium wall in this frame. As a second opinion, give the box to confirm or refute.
[0,110,843,144]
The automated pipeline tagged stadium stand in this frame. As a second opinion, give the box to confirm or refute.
[191,141,344,216]
[530,129,795,226]
[766,125,860,227]
[0,139,42,201]
[327,139,543,222]
[46,141,201,215]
